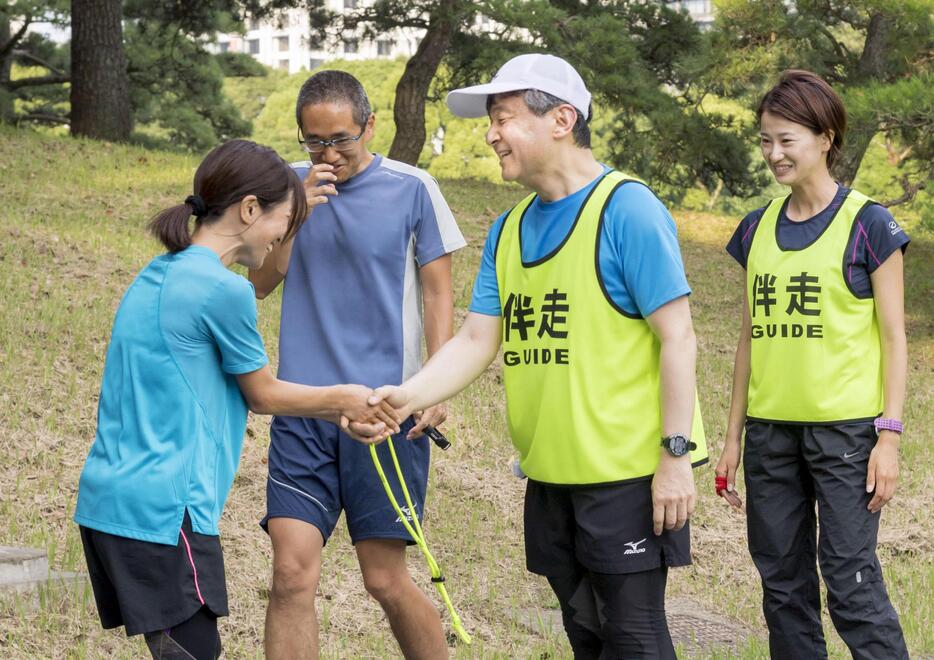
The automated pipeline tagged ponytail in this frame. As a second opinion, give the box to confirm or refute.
[147,139,308,254]
[148,203,197,253]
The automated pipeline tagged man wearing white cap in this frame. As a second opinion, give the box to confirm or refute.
[373,53,707,658]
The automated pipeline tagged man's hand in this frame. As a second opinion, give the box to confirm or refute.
[407,403,447,440]
[867,432,900,513]
[651,454,696,535]
[715,439,744,511]
[304,162,338,207]
[335,385,401,444]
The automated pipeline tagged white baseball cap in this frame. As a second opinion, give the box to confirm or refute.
[446,53,592,121]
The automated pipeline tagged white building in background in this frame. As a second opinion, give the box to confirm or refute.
[668,0,715,29]
[214,2,424,75]
[215,1,717,74]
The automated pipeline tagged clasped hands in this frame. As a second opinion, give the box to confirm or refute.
[334,384,445,444]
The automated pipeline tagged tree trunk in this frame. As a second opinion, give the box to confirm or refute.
[388,0,461,165]
[832,119,875,186]
[857,12,891,81]
[0,16,12,121]
[70,0,131,141]
[834,11,892,184]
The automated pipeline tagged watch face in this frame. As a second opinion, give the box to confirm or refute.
[668,435,688,456]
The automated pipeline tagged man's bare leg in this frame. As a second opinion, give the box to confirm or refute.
[356,539,448,659]
[265,518,324,660]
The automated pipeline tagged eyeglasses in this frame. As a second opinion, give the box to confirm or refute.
[297,126,365,154]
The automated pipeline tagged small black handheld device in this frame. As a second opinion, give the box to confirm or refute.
[424,425,451,450]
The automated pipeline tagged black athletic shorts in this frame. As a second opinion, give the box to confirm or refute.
[524,478,691,576]
[79,511,229,636]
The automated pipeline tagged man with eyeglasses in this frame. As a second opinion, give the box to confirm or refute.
[249,69,465,659]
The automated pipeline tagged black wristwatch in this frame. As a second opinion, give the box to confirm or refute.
[661,434,696,457]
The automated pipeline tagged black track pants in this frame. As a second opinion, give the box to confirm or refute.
[744,421,908,660]
[547,566,675,660]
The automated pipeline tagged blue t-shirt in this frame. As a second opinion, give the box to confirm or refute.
[75,246,268,545]
[278,155,466,389]
[726,185,909,297]
[470,168,691,318]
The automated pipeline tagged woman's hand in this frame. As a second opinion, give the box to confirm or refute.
[715,438,744,511]
[867,431,900,513]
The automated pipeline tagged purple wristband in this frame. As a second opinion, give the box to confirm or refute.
[874,417,903,434]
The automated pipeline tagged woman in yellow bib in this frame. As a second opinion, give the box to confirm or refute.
[715,70,909,659]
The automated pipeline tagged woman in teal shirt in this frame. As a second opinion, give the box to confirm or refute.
[75,139,398,659]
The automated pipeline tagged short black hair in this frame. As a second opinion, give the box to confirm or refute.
[486,89,592,148]
[757,69,847,169]
[295,70,372,132]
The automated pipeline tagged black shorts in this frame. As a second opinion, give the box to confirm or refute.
[79,512,229,636]
[524,478,691,576]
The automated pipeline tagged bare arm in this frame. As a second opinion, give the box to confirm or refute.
[408,254,456,438]
[421,254,455,356]
[716,285,751,509]
[644,295,698,535]
[724,287,752,446]
[866,249,907,512]
[647,295,698,439]
[371,312,502,415]
[236,365,400,442]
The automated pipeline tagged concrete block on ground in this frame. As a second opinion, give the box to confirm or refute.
[0,546,88,606]
[512,596,759,655]
[0,546,49,587]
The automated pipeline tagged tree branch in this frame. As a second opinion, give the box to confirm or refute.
[16,111,70,126]
[12,48,66,75]
[813,23,851,63]
[0,14,32,60]
[5,73,70,90]
[880,167,933,207]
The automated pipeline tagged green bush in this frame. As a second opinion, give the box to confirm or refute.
[216,51,270,78]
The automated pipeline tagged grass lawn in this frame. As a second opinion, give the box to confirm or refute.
[0,125,931,658]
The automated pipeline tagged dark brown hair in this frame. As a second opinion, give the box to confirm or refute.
[757,70,847,169]
[149,139,308,253]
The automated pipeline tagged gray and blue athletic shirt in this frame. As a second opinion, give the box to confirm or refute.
[278,155,466,389]
[726,185,909,297]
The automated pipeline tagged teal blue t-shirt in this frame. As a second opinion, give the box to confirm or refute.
[470,168,691,318]
[74,246,268,545]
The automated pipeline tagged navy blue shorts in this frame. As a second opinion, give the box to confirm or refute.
[261,415,430,544]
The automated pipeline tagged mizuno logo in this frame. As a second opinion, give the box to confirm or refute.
[624,539,647,555]
[395,505,417,523]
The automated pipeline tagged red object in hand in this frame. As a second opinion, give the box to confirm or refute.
[715,475,728,497]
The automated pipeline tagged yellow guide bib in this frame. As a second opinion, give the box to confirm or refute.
[746,189,884,423]
[495,171,707,485]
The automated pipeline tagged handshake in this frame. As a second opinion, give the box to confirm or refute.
[333,384,443,445]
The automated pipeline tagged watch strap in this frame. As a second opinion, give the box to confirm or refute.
[874,417,903,434]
